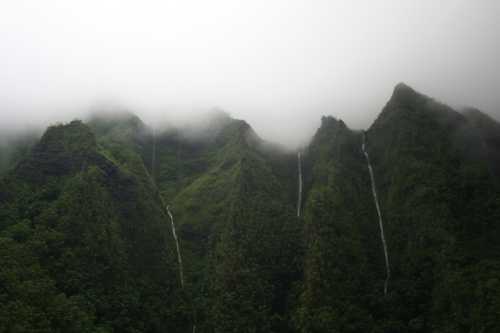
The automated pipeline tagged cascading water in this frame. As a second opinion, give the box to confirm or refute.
[166,205,185,288]
[297,151,303,217]
[151,129,193,329]
[151,129,185,288]
[151,127,156,182]
[362,132,391,295]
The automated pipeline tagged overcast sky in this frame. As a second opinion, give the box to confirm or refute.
[1,0,499,147]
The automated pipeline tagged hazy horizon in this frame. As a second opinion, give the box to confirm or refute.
[1,1,499,148]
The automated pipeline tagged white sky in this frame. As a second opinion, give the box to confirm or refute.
[1,0,499,147]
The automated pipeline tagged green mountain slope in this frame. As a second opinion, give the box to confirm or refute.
[295,84,500,332]
[0,120,188,332]
[294,117,386,332]
[1,84,499,332]
[365,83,500,331]
[148,114,302,332]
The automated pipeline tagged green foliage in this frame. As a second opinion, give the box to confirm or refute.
[294,85,500,332]
[294,117,380,333]
[357,84,500,331]
[1,88,500,332]
[0,120,189,332]
[148,117,302,332]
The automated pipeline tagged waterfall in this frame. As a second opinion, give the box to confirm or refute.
[362,132,391,295]
[151,129,193,329]
[151,127,156,182]
[166,205,195,331]
[166,205,185,288]
[152,130,184,288]
[297,151,303,217]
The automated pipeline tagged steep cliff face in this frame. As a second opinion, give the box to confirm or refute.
[1,84,499,332]
[294,85,500,332]
[148,115,301,332]
[0,120,188,332]
[294,117,385,332]
[365,84,500,332]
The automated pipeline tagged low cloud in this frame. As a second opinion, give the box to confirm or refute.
[1,1,499,149]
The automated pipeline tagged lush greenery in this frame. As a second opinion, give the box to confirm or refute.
[364,84,500,332]
[149,115,302,332]
[1,84,500,332]
[293,84,500,332]
[294,117,386,332]
[0,120,188,332]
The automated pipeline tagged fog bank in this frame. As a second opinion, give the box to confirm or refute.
[1,1,499,148]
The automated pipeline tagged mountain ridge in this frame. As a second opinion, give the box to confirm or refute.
[1,83,500,332]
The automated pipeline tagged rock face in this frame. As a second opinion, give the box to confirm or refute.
[1,84,500,332]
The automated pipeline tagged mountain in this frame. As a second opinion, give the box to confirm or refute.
[295,117,385,331]
[0,120,189,332]
[1,84,499,332]
[295,83,500,332]
[147,113,302,332]
[365,84,500,332]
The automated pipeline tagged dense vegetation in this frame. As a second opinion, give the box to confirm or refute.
[0,120,188,332]
[365,84,500,332]
[146,113,302,332]
[1,84,499,332]
[294,117,386,332]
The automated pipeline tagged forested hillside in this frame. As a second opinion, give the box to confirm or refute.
[1,84,499,332]
[364,84,500,332]
[145,112,302,332]
[0,120,189,332]
[294,116,386,332]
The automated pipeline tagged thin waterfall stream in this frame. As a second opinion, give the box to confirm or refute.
[151,128,185,288]
[362,132,391,295]
[166,205,185,288]
[297,151,303,217]
[152,129,194,330]
[151,127,156,181]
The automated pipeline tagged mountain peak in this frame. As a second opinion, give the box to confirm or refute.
[14,120,98,182]
[390,82,421,105]
[310,116,350,148]
[319,116,347,131]
[214,118,260,147]
[394,81,413,91]
[40,120,96,153]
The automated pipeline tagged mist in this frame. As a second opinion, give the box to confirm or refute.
[1,1,499,148]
